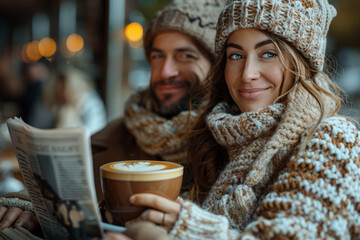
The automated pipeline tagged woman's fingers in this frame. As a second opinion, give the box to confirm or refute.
[176,197,184,204]
[104,232,133,240]
[126,193,181,230]
[130,193,181,213]
[124,221,170,240]
[0,207,23,230]
[138,209,164,225]
[125,209,178,231]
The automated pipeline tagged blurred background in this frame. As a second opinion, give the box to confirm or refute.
[0,0,359,193]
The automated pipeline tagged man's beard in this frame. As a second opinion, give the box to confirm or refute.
[150,78,200,119]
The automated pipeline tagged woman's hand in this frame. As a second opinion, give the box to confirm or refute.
[104,221,170,240]
[0,206,40,231]
[125,193,182,232]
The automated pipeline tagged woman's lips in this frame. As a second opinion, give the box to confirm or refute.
[238,88,269,100]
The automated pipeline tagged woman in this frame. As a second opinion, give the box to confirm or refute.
[106,0,360,239]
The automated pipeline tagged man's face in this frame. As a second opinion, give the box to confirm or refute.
[149,31,211,117]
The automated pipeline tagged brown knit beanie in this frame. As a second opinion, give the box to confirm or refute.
[216,0,337,70]
[144,0,226,61]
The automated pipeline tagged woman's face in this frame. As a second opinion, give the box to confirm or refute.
[224,28,294,112]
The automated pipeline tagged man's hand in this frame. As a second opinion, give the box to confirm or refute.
[0,206,40,232]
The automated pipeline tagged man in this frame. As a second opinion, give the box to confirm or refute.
[91,0,224,202]
[0,0,224,233]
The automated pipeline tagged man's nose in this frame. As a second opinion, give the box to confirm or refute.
[242,57,260,82]
[160,57,180,79]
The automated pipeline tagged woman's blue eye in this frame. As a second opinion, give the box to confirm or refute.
[229,53,243,60]
[263,51,277,59]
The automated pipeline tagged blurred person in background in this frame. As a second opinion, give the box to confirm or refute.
[0,160,24,195]
[19,59,53,128]
[0,0,225,235]
[0,47,23,149]
[0,47,23,115]
[41,67,107,134]
[6,60,107,134]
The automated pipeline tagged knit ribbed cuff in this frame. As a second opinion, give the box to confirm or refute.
[0,197,34,212]
[2,189,31,201]
[169,200,237,239]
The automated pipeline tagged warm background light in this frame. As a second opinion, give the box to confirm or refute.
[125,22,143,42]
[38,37,57,57]
[26,41,42,61]
[128,39,143,48]
[21,43,31,62]
[66,33,84,52]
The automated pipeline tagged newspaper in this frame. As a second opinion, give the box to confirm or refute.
[4,117,118,240]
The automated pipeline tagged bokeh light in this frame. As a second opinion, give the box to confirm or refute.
[26,41,42,61]
[66,33,84,52]
[38,37,57,57]
[125,22,143,42]
[21,43,31,63]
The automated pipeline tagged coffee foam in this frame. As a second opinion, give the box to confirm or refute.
[101,160,183,181]
[113,162,165,172]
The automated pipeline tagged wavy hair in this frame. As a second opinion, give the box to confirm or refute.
[187,30,343,203]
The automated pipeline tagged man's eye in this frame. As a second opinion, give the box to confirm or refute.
[151,54,164,59]
[179,53,195,59]
[228,53,243,60]
[263,51,277,59]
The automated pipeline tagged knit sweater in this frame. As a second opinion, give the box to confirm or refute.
[169,83,360,239]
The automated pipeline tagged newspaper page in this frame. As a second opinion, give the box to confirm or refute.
[6,117,103,240]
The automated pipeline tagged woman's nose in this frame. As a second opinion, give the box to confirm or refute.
[241,58,260,82]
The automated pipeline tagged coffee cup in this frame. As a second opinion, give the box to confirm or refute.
[100,160,183,226]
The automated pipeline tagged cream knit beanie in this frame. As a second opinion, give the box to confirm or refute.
[216,0,337,70]
[144,0,226,60]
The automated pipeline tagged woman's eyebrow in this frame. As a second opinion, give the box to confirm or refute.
[255,39,273,49]
[226,43,242,50]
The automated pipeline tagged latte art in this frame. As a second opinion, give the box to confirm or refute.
[114,162,165,172]
[101,160,183,181]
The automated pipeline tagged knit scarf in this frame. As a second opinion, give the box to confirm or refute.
[202,76,337,230]
[123,91,202,164]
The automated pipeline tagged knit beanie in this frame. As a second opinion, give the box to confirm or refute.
[144,0,226,60]
[216,0,337,70]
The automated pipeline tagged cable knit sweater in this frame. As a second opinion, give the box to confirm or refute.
[169,83,360,239]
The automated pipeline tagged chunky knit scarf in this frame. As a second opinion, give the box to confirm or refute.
[202,76,337,230]
[123,91,202,164]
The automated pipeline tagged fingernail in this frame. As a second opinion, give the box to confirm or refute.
[129,196,135,204]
